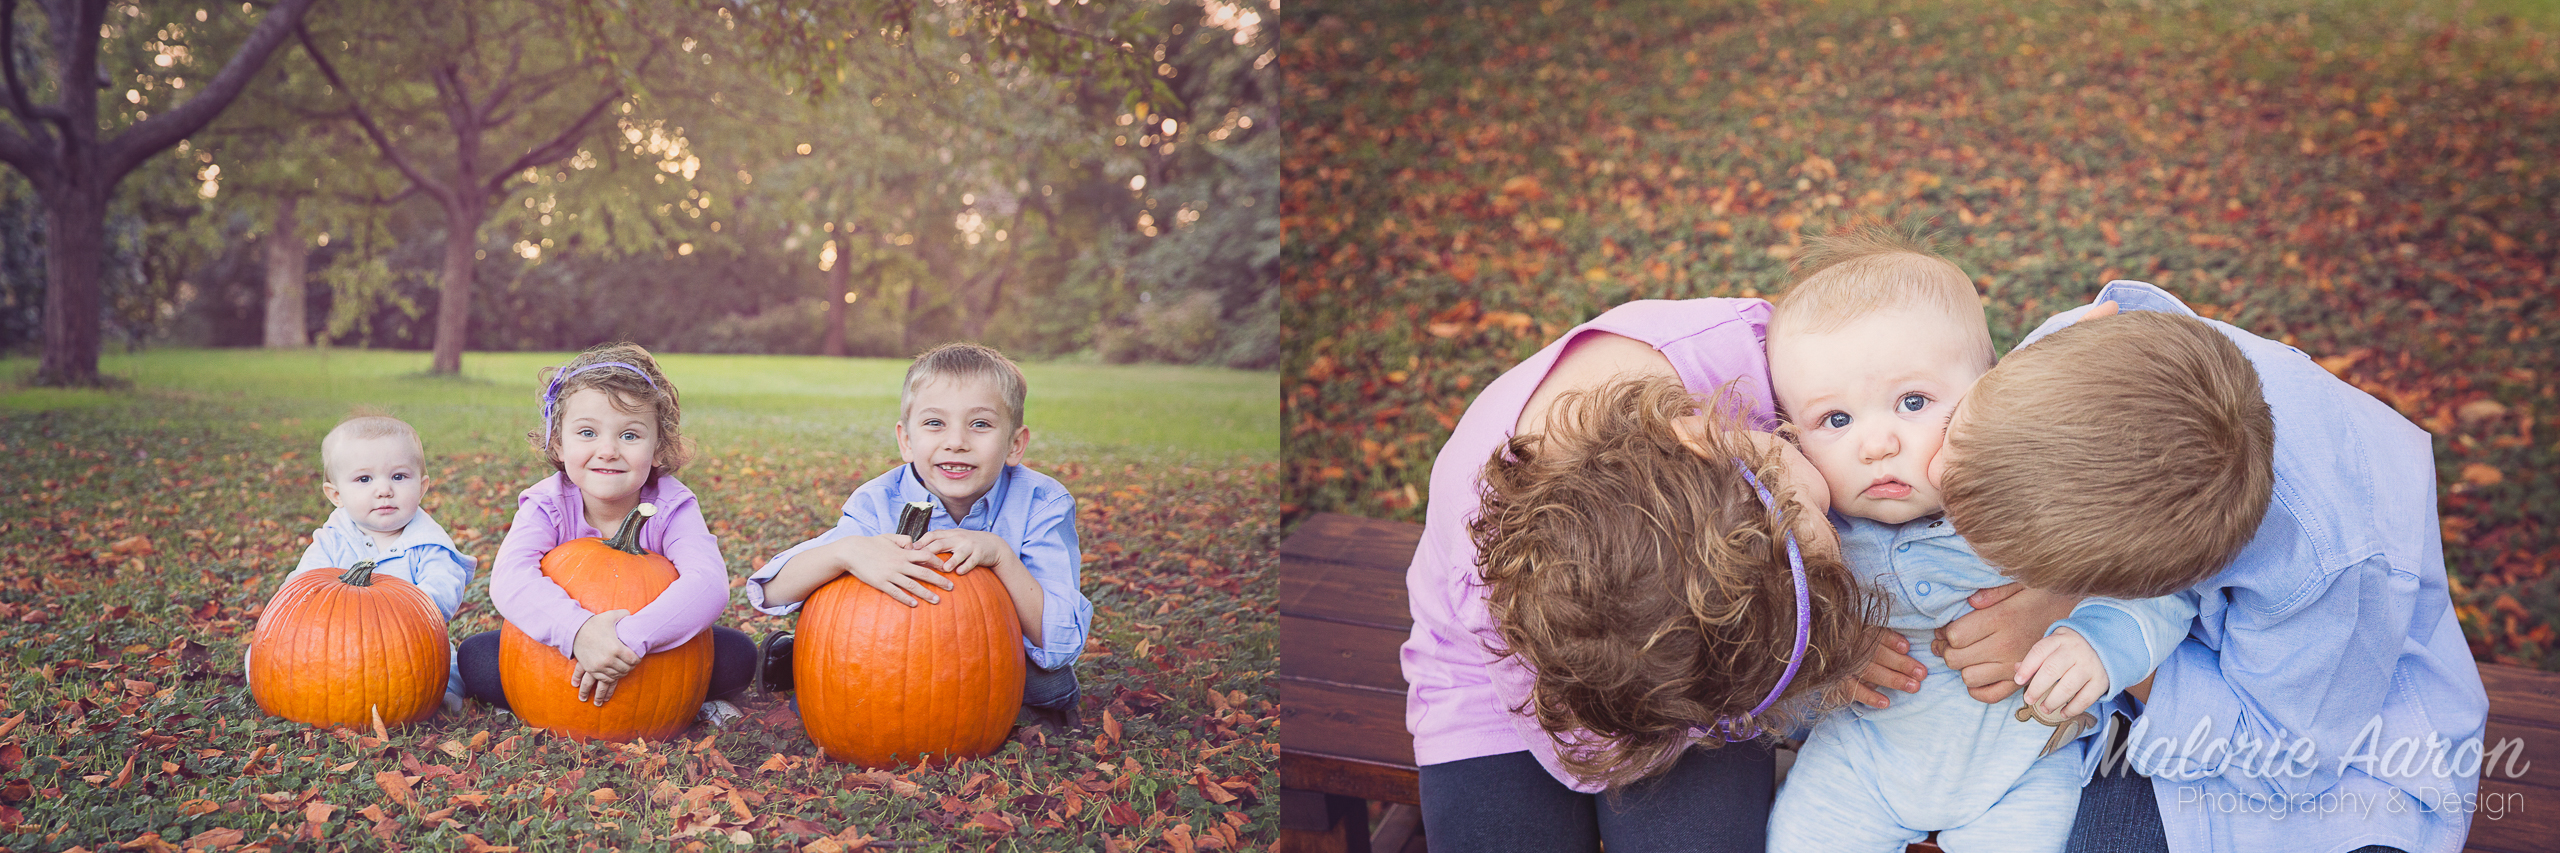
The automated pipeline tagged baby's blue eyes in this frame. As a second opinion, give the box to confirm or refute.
[1821,412,1851,429]
[1900,393,1929,413]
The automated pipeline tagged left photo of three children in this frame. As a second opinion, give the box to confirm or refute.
[0,0,1275,849]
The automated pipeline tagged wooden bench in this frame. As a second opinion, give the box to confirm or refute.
[1278,512,2560,853]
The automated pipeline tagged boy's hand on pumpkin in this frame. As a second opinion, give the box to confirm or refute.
[2015,627,2108,719]
[911,528,1006,575]
[848,534,955,606]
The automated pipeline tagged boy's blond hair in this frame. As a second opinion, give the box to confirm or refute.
[321,415,424,478]
[901,343,1028,427]
[1771,224,1994,371]
[1941,311,2274,598]
[1471,374,1874,788]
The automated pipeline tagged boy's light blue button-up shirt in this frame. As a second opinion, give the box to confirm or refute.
[749,463,1090,671]
[2021,281,2487,853]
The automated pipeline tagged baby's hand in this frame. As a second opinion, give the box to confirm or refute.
[911,528,1008,575]
[848,533,956,606]
[2014,627,2109,719]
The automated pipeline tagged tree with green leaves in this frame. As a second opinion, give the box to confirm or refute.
[0,0,318,386]
[290,0,650,374]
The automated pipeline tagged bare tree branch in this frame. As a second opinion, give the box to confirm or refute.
[102,0,320,180]
[0,0,70,140]
[0,121,40,173]
[484,83,619,198]
[482,43,655,198]
[294,21,453,205]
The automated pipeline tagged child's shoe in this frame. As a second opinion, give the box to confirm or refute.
[698,699,743,728]
[756,631,795,695]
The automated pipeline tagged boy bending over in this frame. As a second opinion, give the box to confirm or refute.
[1935,282,2486,853]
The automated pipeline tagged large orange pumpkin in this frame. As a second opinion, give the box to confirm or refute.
[249,560,450,727]
[796,502,1026,767]
[499,503,712,743]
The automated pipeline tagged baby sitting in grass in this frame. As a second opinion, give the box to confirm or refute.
[250,414,474,712]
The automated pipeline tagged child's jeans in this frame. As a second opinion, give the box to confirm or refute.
[1023,661,1080,719]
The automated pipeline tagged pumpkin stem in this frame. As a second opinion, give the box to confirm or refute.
[896,501,934,540]
[341,560,379,587]
[605,503,656,554]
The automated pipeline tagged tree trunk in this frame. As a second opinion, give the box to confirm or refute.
[35,182,107,386]
[430,200,480,374]
[262,196,308,348]
[821,251,851,357]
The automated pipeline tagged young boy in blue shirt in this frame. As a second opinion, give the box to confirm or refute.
[747,343,1090,728]
[1930,281,2488,853]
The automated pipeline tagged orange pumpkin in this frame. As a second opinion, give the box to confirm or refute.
[499,503,712,743]
[796,502,1026,767]
[249,560,450,727]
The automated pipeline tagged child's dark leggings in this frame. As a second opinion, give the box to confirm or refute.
[1416,742,1776,853]
[455,627,754,711]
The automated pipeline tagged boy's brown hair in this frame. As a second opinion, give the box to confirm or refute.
[1941,311,2274,598]
[526,343,695,479]
[1470,375,1873,788]
[321,414,424,479]
[902,342,1028,427]
[1771,223,1994,371]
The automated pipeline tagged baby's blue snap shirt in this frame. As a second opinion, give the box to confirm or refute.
[2019,281,2487,853]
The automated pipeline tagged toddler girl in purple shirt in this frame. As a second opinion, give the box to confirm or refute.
[454,344,756,723]
[1402,298,1876,852]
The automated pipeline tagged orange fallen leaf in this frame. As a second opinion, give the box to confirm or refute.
[179,827,243,849]
[2461,463,2503,487]
[373,771,414,810]
[2456,399,2508,425]
[115,832,178,853]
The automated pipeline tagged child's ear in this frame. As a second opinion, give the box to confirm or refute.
[319,479,343,507]
[1006,425,1030,466]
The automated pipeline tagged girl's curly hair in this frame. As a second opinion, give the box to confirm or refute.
[1471,374,1875,789]
[526,343,694,481]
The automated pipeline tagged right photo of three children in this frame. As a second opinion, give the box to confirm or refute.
[1275,3,2558,853]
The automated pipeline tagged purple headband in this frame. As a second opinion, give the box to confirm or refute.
[540,361,662,446]
[1710,460,1812,742]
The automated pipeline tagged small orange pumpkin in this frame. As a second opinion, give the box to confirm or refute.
[796,502,1026,767]
[249,560,450,727]
[499,503,713,743]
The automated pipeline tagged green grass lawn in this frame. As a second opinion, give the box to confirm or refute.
[1282,0,2558,665]
[0,348,1277,851]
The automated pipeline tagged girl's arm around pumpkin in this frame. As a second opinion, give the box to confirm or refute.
[489,489,602,657]
[603,483,730,657]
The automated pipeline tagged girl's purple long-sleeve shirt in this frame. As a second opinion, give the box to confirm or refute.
[1401,297,1776,793]
[490,473,728,658]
